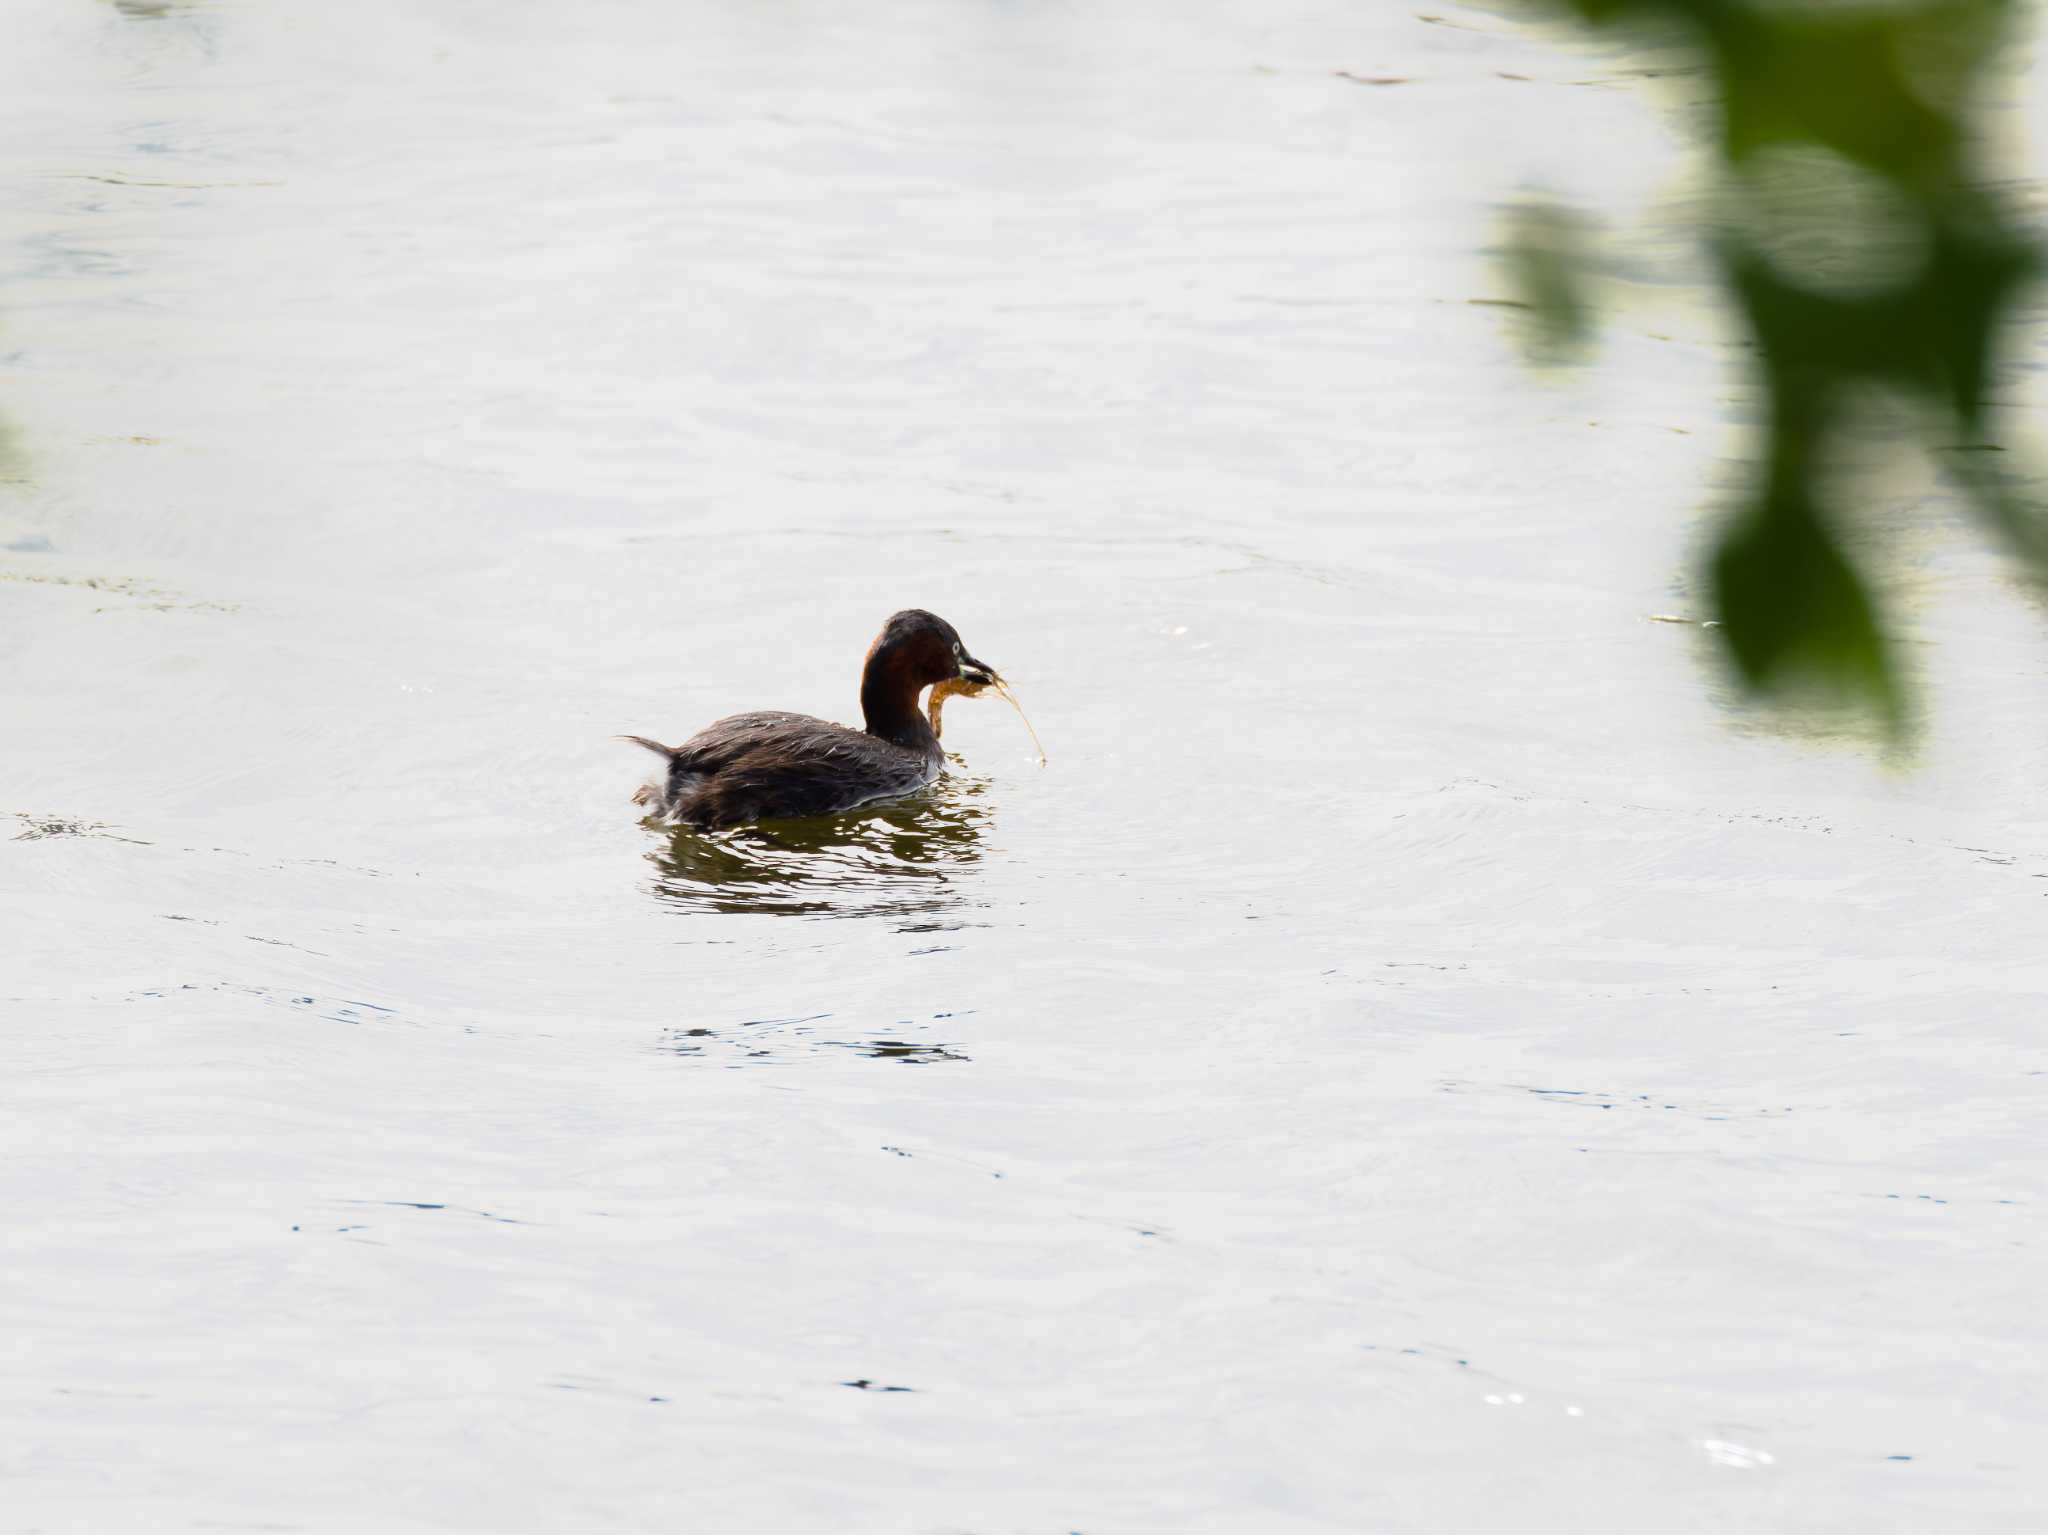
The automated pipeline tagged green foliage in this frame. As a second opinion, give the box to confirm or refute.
[1503,200,1596,362]
[1528,0,2039,733]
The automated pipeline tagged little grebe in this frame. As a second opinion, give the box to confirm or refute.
[622,609,998,829]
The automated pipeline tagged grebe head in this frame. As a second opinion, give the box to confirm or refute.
[869,609,995,688]
[860,610,995,742]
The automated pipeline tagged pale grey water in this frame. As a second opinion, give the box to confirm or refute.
[2,2,2045,1531]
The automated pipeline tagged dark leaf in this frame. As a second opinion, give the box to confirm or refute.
[1710,481,1901,731]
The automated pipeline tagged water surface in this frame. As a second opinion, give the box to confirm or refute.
[3,2,2045,1530]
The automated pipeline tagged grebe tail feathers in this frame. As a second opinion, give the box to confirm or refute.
[616,735,682,812]
[615,734,677,760]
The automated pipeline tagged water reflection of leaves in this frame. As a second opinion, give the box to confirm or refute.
[0,410,31,488]
[644,771,992,923]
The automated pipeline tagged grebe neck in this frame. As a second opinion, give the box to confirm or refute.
[860,667,938,753]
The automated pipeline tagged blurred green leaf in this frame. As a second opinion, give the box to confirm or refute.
[1923,217,2037,428]
[1712,8,1961,183]
[1710,479,1900,731]
[1531,0,2035,738]
[1501,200,1594,362]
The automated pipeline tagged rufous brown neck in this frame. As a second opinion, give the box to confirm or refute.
[860,649,938,752]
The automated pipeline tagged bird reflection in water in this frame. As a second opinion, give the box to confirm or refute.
[644,772,992,923]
